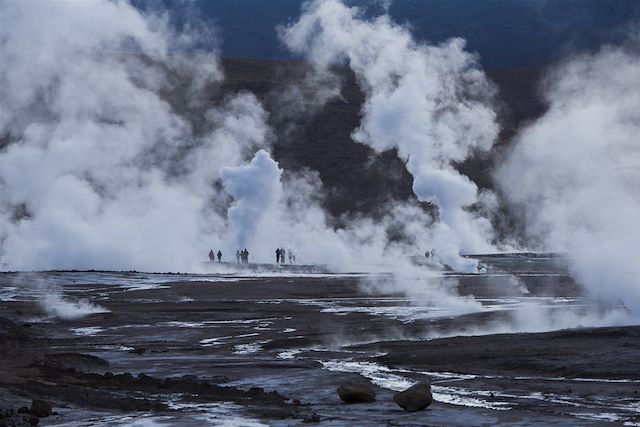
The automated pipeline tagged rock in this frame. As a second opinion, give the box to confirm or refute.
[115,372,135,383]
[302,413,320,423]
[0,317,28,342]
[1,407,40,427]
[44,353,109,372]
[337,380,376,403]
[136,373,154,385]
[247,387,264,396]
[29,399,52,418]
[393,382,433,412]
[130,347,146,355]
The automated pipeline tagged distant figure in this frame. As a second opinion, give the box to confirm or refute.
[208,249,215,263]
[280,248,286,264]
[217,250,222,262]
[288,250,294,263]
[275,248,281,263]
[425,250,431,259]
[236,250,240,264]
[243,249,249,264]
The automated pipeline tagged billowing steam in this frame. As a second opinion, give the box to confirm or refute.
[41,293,109,321]
[497,43,640,316]
[280,0,499,272]
[0,0,511,324]
[3,0,637,337]
[0,0,492,278]
[222,150,283,251]
[0,0,268,271]
[7,0,637,333]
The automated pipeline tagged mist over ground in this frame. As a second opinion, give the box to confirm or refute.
[3,3,640,426]
[0,0,638,328]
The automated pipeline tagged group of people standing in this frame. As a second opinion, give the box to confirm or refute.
[208,249,222,262]
[208,247,295,265]
[275,247,295,264]
[236,249,250,264]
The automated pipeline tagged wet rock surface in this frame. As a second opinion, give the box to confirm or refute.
[0,255,638,425]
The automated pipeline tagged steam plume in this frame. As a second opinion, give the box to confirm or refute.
[497,43,640,316]
[280,0,499,272]
[0,0,269,271]
[222,150,283,251]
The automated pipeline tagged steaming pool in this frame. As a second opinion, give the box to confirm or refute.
[1,254,638,426]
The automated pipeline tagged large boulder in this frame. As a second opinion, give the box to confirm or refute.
[393,381,433,412]
[337,380,376,403]
[29,399,52,418]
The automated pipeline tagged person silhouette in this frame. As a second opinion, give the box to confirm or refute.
[217,250,222,262]
[208,249,215,263]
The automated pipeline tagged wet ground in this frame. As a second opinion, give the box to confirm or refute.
[1,254,639,426]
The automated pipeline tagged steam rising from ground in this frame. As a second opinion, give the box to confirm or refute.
[41,293,109,321]
[280,0,499,272]
[0,0,489,283]
[222,150,283,250]
[497,44,640,317]
[0,0,265,271]
[3,0,638,332]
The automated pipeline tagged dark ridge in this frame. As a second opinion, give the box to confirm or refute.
[216,58,546,220]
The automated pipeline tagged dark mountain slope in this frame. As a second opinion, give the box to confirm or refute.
[217,58,545,218]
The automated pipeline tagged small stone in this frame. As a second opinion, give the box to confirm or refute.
[303,413,320,423]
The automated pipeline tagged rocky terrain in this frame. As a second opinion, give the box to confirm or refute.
[1,255,638,425]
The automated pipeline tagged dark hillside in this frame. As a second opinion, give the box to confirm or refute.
[217,58,546,217]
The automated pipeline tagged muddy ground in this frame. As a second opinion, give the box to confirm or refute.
[1,255,638,426]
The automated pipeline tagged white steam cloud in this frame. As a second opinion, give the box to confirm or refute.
[497,44,640,316]
[7,0,633,334]
[0,0,270,271]
[0,0,502,326]
[280,0,500,272]
[0,0,441,277]
[222,150,283,250]
[41,293,110,321]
